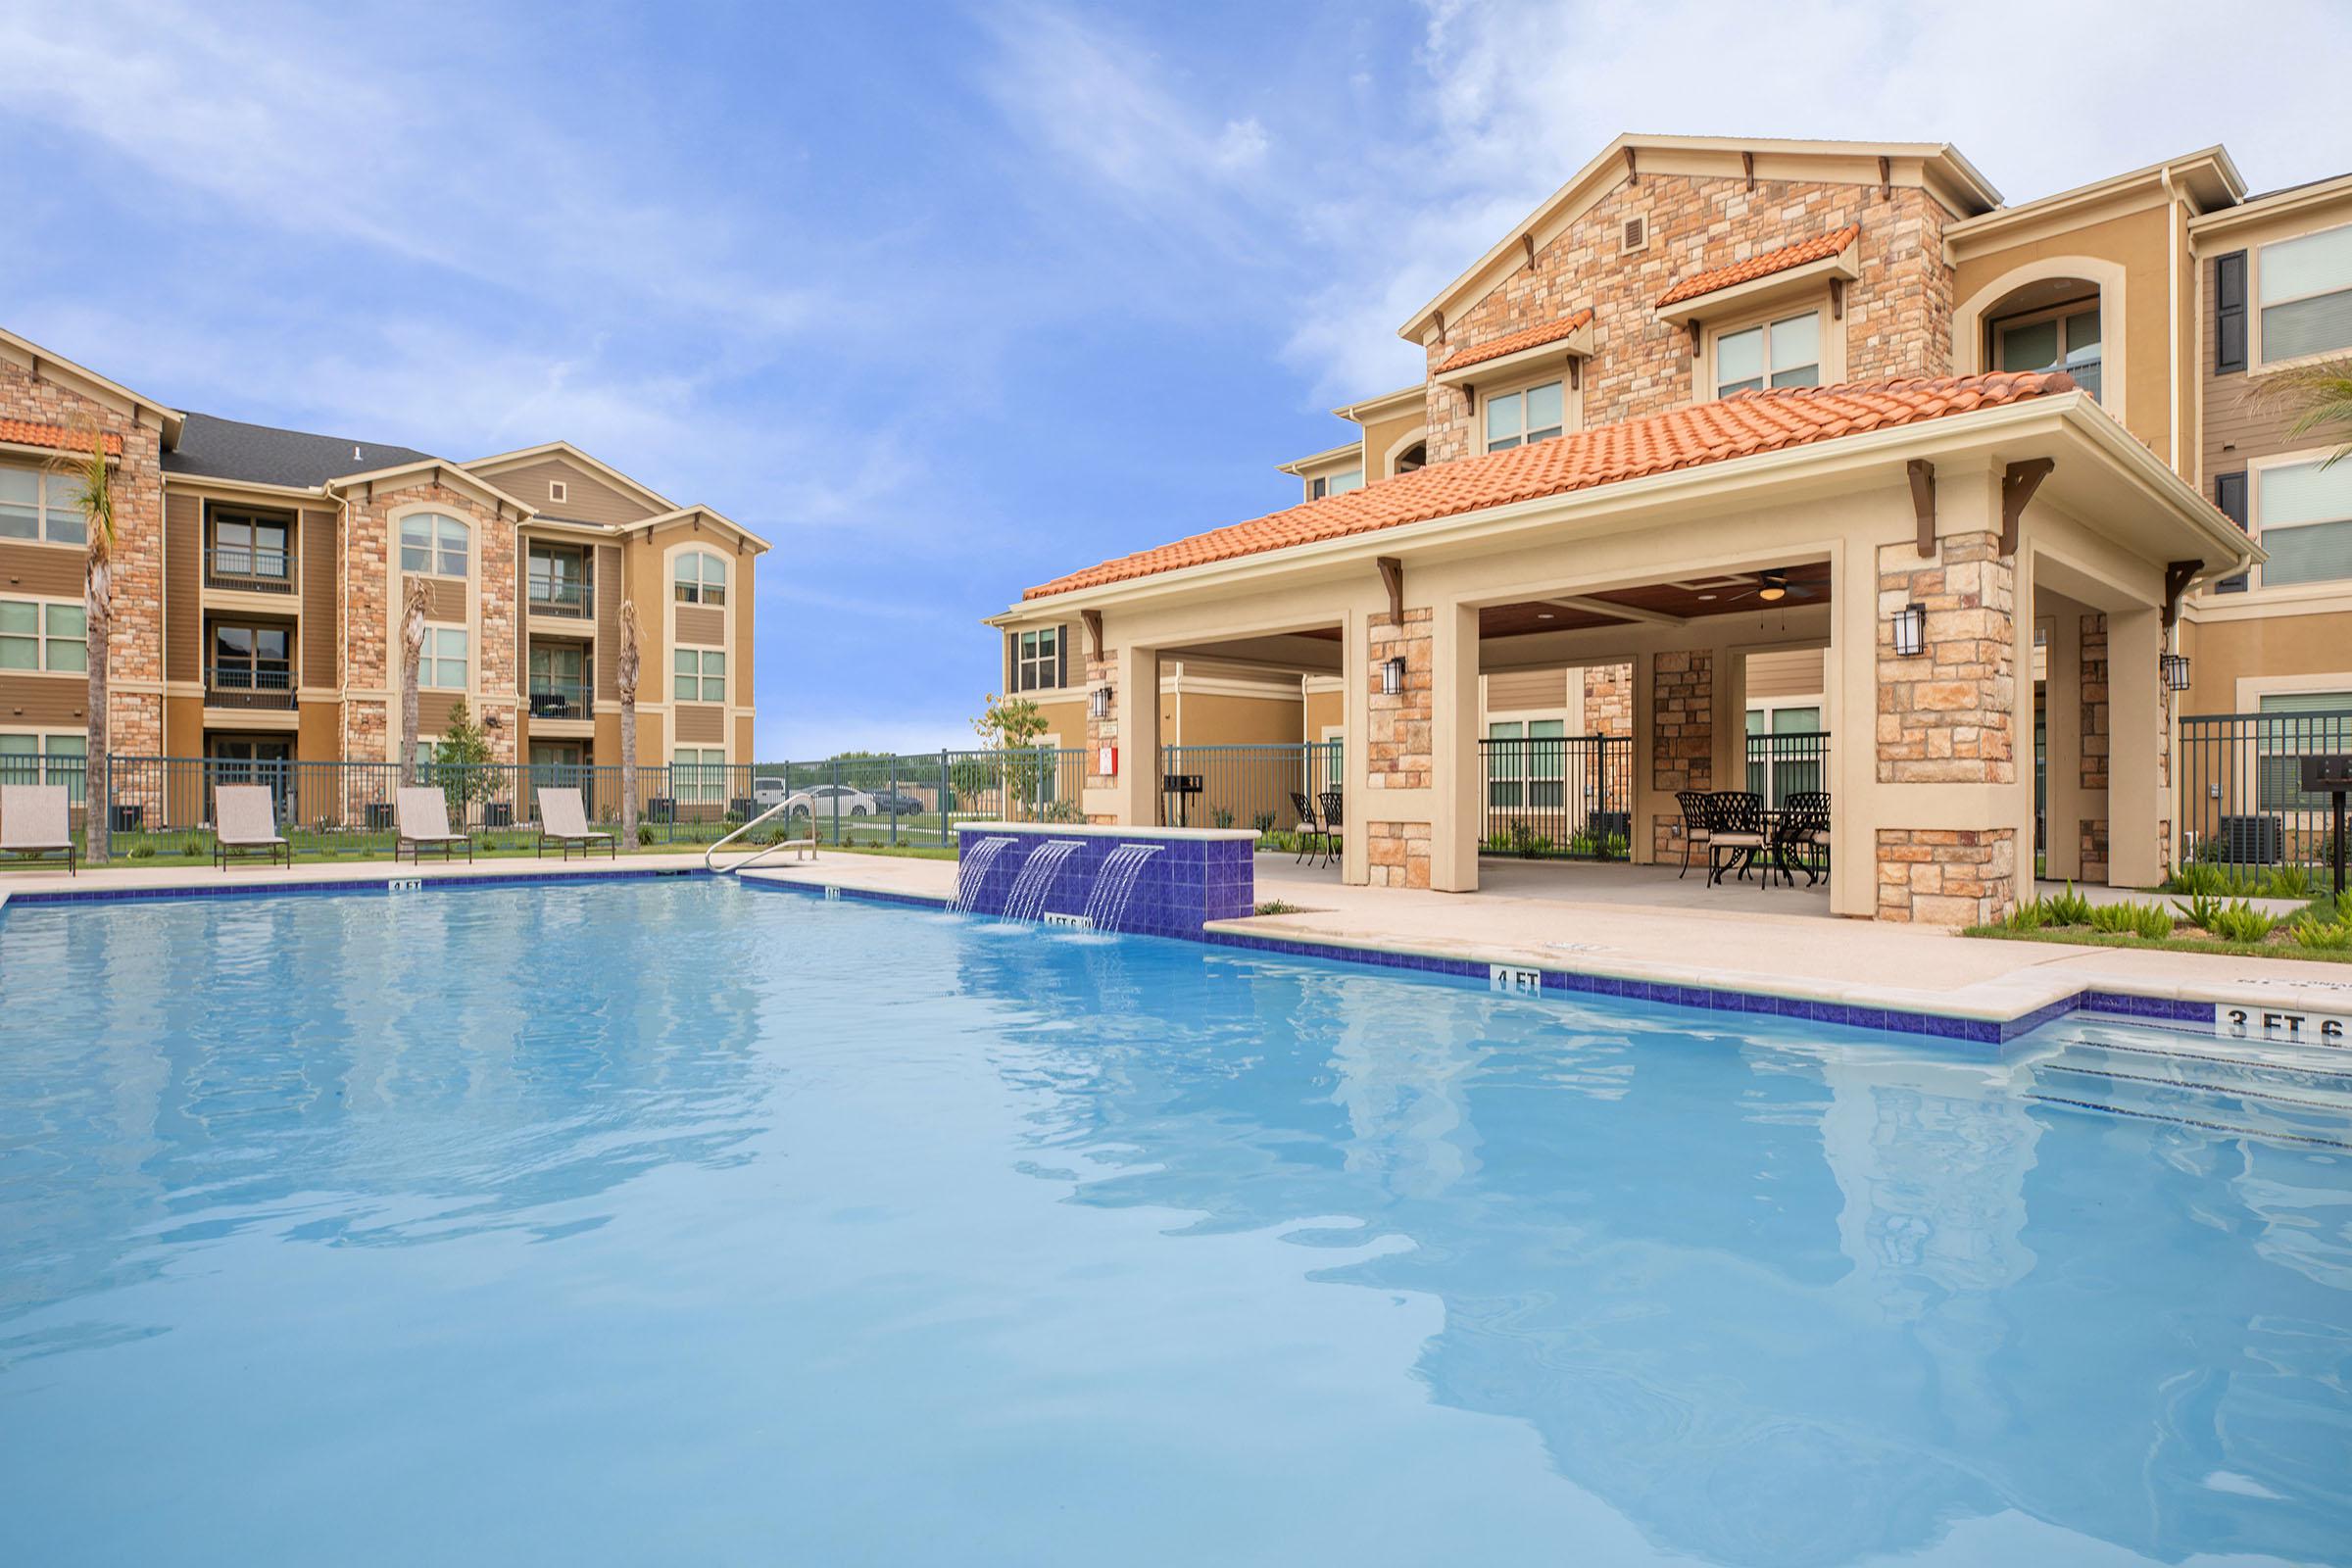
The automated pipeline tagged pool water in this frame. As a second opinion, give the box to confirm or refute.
[1,879,2348,1566]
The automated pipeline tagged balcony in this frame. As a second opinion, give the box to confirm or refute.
[206,663,296,710]
[205,544,296,595]
[527,674,592,720]
[527,580,590,619]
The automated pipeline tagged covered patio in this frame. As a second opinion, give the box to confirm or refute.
[1006,373,2252,924]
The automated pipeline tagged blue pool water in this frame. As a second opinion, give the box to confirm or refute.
[1,879,2348,1566]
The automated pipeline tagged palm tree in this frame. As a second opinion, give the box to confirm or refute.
[399,576,430,783]
[616,597,642,850]
[53,424,115,865]
[2249,358,2352,467]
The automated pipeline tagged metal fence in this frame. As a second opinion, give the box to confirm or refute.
[1478,735,1635,858]
[752,749,1088,849]
[1158,742,1342,834]
[2179,710,2352,877]
[1744,730,1830,808]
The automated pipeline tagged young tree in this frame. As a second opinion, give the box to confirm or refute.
[52,423,115,864]
[972,692,1048,821]
[616,597,642,849]
[2251,358,2352,467]
[399,576,431,784]
[431,696,495,823]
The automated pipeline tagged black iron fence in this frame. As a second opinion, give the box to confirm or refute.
[1745,730,1830,808]
[1478,734,1635,858]
[1157,742,1342,832]
[2179,710,2352,877]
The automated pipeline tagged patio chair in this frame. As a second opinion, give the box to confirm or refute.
[1783,790,1832,883]
[1704,791,1765,887]
[394,786,473,865]
[0,784,76,875]
[1288,790,1326,865]
[1674,790,1712,878]
[536,786,616,860]
[1317,790,1344,869]
[214,784,291,870]
[1760,793,1832,889]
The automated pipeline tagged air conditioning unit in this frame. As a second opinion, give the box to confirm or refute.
[2219,813,2283,864]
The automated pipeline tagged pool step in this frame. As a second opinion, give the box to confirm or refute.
[2021,1033,2352,1149]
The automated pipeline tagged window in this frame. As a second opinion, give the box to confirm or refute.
[2258,223,2352,365]
[423,626,467,689]
[399,513,469,576]
[673,648,725,703]
[0,464,87,546]
[1013,625,1063,693]
[1486,718,1565,808]
[548,480,568,505]
[2256,692,2352,811]
[673,550,728,606]
[1310,468,1364,500]
[529,643,587,714]
[1744,705,1825,807]
[527,544,590,615]
[0,732,87,802]
[2255,458,2352,588]
[1715,311,1821,396]
[210,508,292,578]
[672,747,727,804]
[210,623,291,689]
[1485,380,1564,453]
[1994,304,2102,402]
[0,599,85,672]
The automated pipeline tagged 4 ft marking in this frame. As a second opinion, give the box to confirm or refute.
[2216,1005,2349,1047]
[1491,965,1544,996]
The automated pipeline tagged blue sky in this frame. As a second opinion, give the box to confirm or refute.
[5,0,2350,759]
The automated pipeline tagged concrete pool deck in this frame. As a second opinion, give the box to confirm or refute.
[736,850,2352,1039]
[0,851,720,909]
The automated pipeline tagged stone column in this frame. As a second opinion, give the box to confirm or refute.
[1364,608,1432,888]
[2078,612,2110,881]
[1430,601,1481,893]
[1873,530,2020,925]
[1081,639,1116,824]
[1092,641,1157,827]
[1648,649,1714,860]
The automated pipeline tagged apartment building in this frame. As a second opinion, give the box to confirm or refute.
[1,326,764,792]
[988,134,2327,920]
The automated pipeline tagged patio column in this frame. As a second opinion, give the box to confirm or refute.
[1430,601,1480,892]
[2040,608,2083,882]
[2078,612,2111,879]
[1645,648,1715,861]
[2107,605,2172,887]
[1363,605,1434,888]
[1088,640,1157,828]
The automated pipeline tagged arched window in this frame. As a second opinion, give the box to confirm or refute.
[674,550,728,607]
[398,512,470,576]
[1393,442,1427,475]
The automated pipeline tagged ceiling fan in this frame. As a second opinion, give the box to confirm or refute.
[1717,569,1818,605]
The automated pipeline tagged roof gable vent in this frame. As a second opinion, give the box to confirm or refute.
[1620,215,1648,255]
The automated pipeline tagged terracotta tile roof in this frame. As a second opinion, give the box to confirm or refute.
[1656,223,1860,309]
[1023,372,2075,601]
[1436,309,1594,374]
[0,418,122,457]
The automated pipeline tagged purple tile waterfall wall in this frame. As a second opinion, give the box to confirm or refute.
[953,824,1256,936]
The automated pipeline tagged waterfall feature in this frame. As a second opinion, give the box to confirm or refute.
[952,836,1016,912]
[1082,843,1163,932]
[1001,839,1084,922]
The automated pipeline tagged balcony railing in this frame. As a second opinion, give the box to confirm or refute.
[527,581,590,618]
[206,664,297,710]
[205,545,296,594]
[527,676,592,720]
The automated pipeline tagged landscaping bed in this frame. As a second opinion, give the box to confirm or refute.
[1965,883,2352,962]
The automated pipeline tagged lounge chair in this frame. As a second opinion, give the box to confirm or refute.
[0,783,76,874]
[536,787,615,859]
[214,784,291,870]
[395,786,473,864]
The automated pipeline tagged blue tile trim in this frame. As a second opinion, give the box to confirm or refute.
[0,865,711,910]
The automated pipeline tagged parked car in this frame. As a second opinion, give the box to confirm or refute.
[783,784,876,819]
[752,776,788,808]
[867,789,927,816]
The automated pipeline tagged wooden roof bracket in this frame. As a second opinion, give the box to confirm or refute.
[1999,458,2054,556]
[1829,276,1845,320]
[1081,608,1103,662]
[1433,309,1446,343]
[1376,557,1404,625]
[1521,232,1537,270]
[1906,460,1936,558]
[1568,358,1582,391]
[1878,156,1892,201]
[2162,561,2202,630]
[1741,150,1755,189]
[1624,147,1639,185]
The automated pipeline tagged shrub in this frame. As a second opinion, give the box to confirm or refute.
[2044,882,2094,925]
[1252,811,1275,835]
[127,839,156,860]
[2170,862,2233,898]
[2123,902,2176,940]
[2174,892,2226,932]
[2004,897,2052,931]
[1254,899,1299,915]
[1212,807,1236,830]
[2290,914,2352,951]
[2257,863,2317,900]
[2210,900,2278,944]
[636,823,656,847]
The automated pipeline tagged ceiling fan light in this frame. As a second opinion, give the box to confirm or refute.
[1757,585,1787,602]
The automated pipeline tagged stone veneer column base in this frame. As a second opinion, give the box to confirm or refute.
[1876,827,2016,925]
[1366,820,1431,889]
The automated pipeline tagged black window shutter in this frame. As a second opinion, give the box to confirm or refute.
[1056,626,1068,690]
[2214,252,2247,374]
[1005,631,1019,692]
[2215,470,2249,592]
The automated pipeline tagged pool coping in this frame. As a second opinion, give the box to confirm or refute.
[0,860,715,910]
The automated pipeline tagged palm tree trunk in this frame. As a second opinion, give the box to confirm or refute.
[620,699,638,849]
[82,579,109,865]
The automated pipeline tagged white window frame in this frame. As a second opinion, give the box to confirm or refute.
[1309,468,1364,500]
[421,625,468,691]
[0,730,88,802]
[548,479,569,505]
[1481,376,1568,454]
[1989,298,2103,400]
[673,646,725,703]
[1014,625,1062,693]
[673,550,728,607]
[2248,447,2352,593]
[0,463,89,547]
[2253,220,2352,370]
[1743,699,1828,807]
[398,513,471,578]
[1710,307,1826,399]
[1485,715,1570,808]
[0,595,88,673]
[671,746,727,804]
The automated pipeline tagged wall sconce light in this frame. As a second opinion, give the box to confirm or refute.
[1089,685,1111,720]
[2161,652,2191,692]
[1891,603,1928,658]
[1382,655,1407,696]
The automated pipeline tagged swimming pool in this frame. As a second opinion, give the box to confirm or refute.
[1,878,2347,1565]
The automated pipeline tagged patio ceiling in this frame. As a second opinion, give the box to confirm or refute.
[1477,560,1833,640]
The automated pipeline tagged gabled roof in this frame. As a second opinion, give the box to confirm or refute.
[1437,310,1594,374]
[0,324,184,443]
[623,504,772,555]
[1657,224,1859,309]
[1023,372,2075,601]
[464,440,679,515]
[325,458,536,520]
[163,412,433,488]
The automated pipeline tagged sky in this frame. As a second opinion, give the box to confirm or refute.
[4,0,2350,760]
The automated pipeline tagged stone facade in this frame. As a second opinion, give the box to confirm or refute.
[1876,827,2016,925]
[1875,532,2014,785]
[1423,174,1954,465]
[1648,650,1713,858]
[0,357,167,757]
[1082,646,1117,824]
[1365,609,1432,888]
[1583,661,1631,736]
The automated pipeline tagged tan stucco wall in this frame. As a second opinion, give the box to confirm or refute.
[2184,609,2352,714]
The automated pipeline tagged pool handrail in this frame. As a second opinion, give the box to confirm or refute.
[706,798,817,874]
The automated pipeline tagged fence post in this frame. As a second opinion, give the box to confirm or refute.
[940,749,951,852]
[890,752,900,847]
[830,754,841,846]
[104,751,115,857]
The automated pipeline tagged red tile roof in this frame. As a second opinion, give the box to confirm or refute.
[0,419,122,457]
[1436,309,1595,374]
[1656,223,1860,309]
[1023,372,2075,600]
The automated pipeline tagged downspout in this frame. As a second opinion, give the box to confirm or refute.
[2162,167,2182,475]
